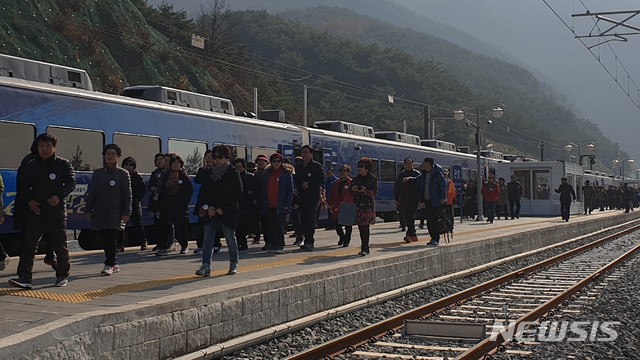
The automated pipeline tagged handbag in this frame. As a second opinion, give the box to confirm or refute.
[337,202,357,226]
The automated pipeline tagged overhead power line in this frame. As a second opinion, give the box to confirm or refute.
[541,0,640,110]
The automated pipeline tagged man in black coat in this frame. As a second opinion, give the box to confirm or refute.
[121,157,148,250]
[394,157,421,242]
[583,180,594,215]
[507,175,523,219]
[233,158,259,250]
[10,133,76,288]
[294,145,324,251]
[555,177,576,222]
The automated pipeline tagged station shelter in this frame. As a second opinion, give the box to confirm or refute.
[496,161,586,216]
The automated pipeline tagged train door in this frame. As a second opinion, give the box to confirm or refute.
[278,144,294,164]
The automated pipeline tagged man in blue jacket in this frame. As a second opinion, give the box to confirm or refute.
[414,157,447,246]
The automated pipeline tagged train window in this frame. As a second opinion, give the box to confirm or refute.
[370,158,379,180]
[532,170,551,200]
[513,170,530,200]
[167,91,178,101]
[67,71,82,83]
[380,160,396,183]
[251,147,277,161]
[219,145,246,161]
[0,121,35,169]
[47,126,103,171]
[168,139,207,175]
[113,133,161,174]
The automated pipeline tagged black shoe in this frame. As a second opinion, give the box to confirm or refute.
[427,240,439,246]
[401,227,406,232]
[300,244,314,251]
[418,224,424,229]
[9,277,32,289]
[262,245,271,252]
[238,245,248,251]
[338,236,344,246]
[292,240,302,246]
[342,241,350,247]
[152,245,159,251]
[55,276,68,287]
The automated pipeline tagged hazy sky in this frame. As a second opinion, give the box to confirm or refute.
[396,0,640,162]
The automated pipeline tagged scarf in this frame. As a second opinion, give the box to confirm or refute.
[211,163,229,181]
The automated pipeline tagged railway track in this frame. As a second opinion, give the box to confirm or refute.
[286,224,640,360]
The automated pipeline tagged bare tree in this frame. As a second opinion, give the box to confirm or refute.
[194,0,235,55]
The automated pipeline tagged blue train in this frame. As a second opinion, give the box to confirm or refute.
[0,55,497,253]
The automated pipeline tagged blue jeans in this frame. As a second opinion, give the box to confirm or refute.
[203,219,238,265]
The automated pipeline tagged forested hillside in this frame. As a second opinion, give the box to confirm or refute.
[0,0,627,167]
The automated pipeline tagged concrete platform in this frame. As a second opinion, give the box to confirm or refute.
[0,210,638,359]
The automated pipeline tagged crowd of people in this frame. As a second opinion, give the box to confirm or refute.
[1,132,638,288]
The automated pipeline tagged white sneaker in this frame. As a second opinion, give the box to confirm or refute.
[112,265,120,273]
[101,265,114,276]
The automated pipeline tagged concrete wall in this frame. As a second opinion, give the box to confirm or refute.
[2,213,637,359]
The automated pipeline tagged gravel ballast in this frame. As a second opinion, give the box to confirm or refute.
[225,231,639,359]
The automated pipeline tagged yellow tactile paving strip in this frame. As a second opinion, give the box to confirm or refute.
[0,217,563,304]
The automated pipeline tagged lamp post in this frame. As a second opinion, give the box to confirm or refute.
[453,104,505,221]
[578,143,596,170]
[564,143,581,163]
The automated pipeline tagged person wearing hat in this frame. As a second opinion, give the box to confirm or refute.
[253,154,269,248]
[260,153,293,253]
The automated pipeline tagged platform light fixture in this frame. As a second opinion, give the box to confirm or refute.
[452,103,506,221]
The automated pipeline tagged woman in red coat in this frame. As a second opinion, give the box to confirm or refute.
[330,164,355,247]
[481,174,500,224]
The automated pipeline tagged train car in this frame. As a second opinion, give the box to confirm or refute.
[0,76,304,252]
[0,54,507,251]
[307,126,483,220]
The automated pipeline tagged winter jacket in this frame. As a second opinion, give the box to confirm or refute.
[157,170,193,222]
[294,160,324,203]
[416,165,447,209]
[330,177,354,220]
[17,155,76,223]
[507,180,523,200]
[129,169,145,218]
[86,166,132,230]
[239,171,260,215]
[497,183,509,206]
[446,178,457,206]
[394,168,421,204]
[203,164,242,229]
[555,183,576,203]
[482,181,500,203]
[261,166,294,215]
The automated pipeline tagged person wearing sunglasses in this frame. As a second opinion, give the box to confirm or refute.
[195,145,242,276]
[260,153,293,254]
[351,157,378,256]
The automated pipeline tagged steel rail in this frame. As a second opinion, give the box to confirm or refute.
[285,223,640,360]
[457,239,640,360]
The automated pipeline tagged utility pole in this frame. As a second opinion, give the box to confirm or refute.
[540,141,545,161]
[423,105,430,139]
